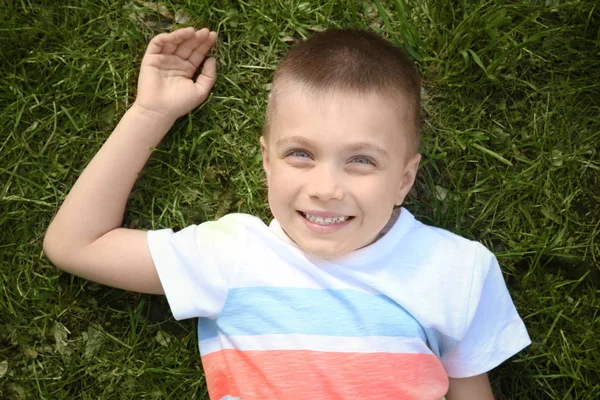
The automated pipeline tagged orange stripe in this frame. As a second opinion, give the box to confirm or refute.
[202,350,448,400]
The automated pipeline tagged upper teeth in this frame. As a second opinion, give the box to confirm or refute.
[304,213,349,225]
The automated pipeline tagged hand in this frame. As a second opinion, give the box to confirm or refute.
[133,27,218,122]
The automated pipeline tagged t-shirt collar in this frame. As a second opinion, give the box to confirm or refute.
[268,207,415,267]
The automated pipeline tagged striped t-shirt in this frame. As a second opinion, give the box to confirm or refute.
[148,208,530,400]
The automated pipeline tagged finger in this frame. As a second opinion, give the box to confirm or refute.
[195,57,217,98]
[188,31,218,69]
[173,28,210,60]
[146,27,196,55]
[145,32,170,55]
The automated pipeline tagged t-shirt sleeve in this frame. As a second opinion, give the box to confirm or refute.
[441,244,531,378]
[146,215,247,321]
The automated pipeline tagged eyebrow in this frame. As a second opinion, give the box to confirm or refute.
[345,141,390,159]
[275,136,390,159]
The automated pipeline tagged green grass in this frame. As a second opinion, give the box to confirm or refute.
[1,0,599,398]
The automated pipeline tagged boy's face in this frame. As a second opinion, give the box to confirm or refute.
[261,86,420,259]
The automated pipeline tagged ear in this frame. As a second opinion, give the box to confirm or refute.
[395,153,421,206]
[260,136,270,178]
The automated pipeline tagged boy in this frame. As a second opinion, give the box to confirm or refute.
[44,27,530,399]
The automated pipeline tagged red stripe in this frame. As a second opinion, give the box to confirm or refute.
[202,350,448,399]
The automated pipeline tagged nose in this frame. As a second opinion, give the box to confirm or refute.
[306,163,344,201]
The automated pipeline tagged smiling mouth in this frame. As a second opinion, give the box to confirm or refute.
[298,211,355,225]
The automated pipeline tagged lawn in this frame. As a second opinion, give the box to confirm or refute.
[1,0,599,398]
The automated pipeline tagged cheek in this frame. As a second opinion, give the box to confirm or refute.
[271,160,306,182]
[353,176,400,218]
[357,175,399,201]
[267,164,298,199]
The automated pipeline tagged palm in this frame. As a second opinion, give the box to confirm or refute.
[135,28,217,120]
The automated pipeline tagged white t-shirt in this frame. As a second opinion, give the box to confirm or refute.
[147,208,530,400]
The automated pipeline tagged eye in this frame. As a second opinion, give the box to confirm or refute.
[286,149,312,159]
[349,156,376,166]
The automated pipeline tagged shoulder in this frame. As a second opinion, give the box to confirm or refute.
[207,212,266,228]
[398,215,492,270]
[381,213,498,331]
[148,213,270,258]
[194,213,269,239]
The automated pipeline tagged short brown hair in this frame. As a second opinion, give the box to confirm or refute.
[265,28,421,152]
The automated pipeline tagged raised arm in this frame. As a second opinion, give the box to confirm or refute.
[43,27,217,294]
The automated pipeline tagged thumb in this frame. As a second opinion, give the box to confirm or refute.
[195,57,217,99]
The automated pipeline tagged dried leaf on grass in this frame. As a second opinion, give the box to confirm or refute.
[22,346,38,359]
[0,360,8,377]
[174,9,190,25]
[134,0,173,19]
[133,1,190,25]
[83,326,106,360]
[155,330,172,347]
[51,322,72,358]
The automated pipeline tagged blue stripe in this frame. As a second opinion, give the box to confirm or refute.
[199,287,426,341]
[198,317,218,341]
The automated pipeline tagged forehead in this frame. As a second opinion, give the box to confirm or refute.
[268,86,414,155]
